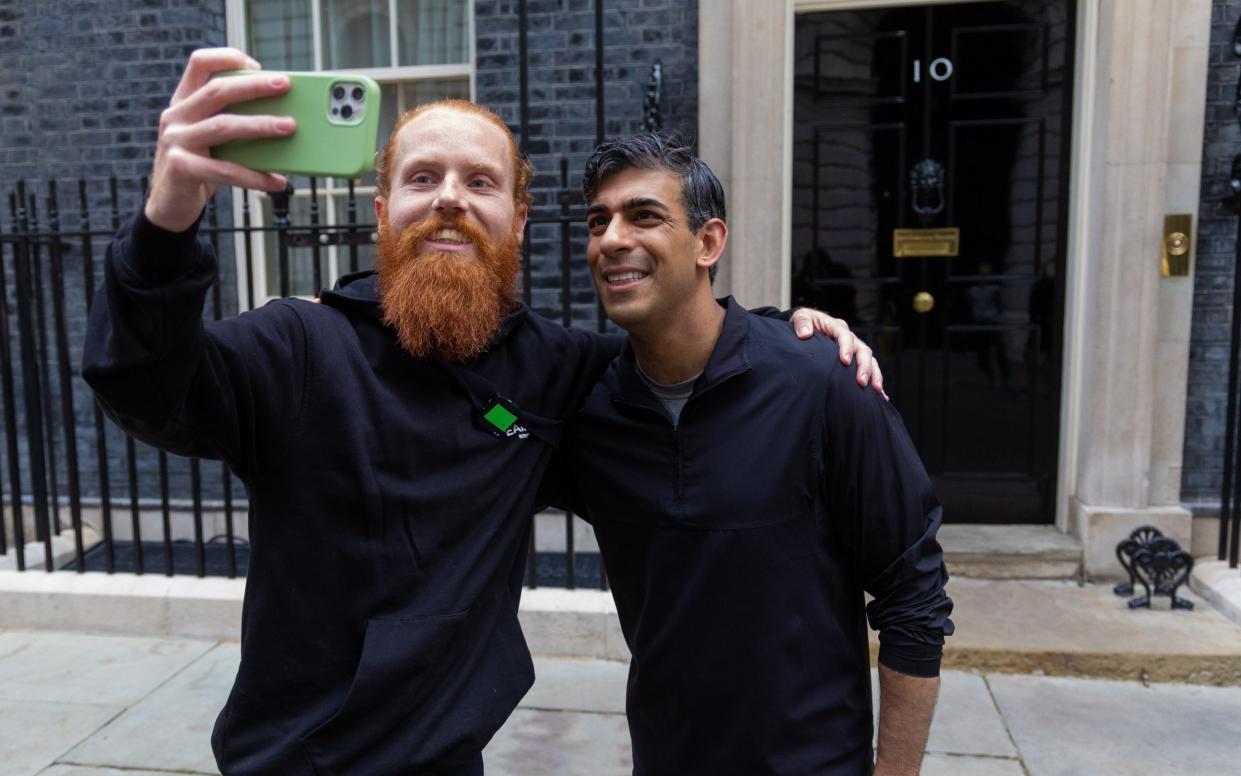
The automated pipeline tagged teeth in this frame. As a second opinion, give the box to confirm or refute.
[430,229,467,244]
[607,272,647,284]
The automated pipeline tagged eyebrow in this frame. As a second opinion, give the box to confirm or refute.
[400,156,506,179]
[585,197,669,216]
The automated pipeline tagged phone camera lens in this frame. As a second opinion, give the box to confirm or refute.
[352,87,364,101]
[341,104,353,119]
[333,86,345,99]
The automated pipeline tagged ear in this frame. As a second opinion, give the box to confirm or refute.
[695,218,728,273]
[374,196,387,234]
[514,204,529,246]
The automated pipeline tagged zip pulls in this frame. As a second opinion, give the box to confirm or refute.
[610,366,747,508]
[608,391,686,506]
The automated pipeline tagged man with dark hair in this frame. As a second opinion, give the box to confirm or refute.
[582,132,728,283]
[81,50,882,774]
[553,132,953,775]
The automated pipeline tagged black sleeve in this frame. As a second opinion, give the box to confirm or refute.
[534,449,590,519]
[530,326,622,515]
[81,211,306,483]
[821,364,954,678]
[552,328,626,417]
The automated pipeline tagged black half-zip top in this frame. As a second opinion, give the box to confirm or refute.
[563,296,953,775]
[605,298,755,507]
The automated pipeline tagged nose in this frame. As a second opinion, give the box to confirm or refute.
[597,215,633,256]
[433,175,466,214]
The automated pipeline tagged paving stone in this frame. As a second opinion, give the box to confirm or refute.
[920,752,1026,776]
[871,670,1016,759]
[38,767,203,776]
[0,631,214,707]
[926,671,1017,758]
[60,643,236,774]
[522,656,628,714]
[485,708,631,776]
[0,700,120,776]
[989,674,1241,776]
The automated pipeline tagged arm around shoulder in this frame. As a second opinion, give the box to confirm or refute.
[538,323,625,417]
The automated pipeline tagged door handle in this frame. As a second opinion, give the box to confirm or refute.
[913,291,935,313]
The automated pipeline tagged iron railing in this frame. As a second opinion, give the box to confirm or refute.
[0,174,608,588]
[1217,16,1241,571]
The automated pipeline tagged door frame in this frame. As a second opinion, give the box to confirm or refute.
[700,0,1208,538]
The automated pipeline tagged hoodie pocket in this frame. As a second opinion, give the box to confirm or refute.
[299,610,468,772]
[300,594,534,773]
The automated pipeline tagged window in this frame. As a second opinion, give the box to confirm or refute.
[227,0,474,303]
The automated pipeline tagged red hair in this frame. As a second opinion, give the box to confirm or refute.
[375,100,533,210]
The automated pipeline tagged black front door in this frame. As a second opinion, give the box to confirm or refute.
[792,1,1075,523]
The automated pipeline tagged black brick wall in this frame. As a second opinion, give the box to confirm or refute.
[0,0,226,190]
[1183,0,1240,509]
[0,0,235,511]
[474,0,698,327]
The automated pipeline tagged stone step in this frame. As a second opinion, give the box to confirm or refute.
[940,524,1082,579]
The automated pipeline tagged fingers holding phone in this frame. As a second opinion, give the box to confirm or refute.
[146,48,293,233]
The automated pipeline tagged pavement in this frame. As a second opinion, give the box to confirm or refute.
[3,628,1241,776]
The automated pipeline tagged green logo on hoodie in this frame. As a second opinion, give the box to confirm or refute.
[483,403,518,433]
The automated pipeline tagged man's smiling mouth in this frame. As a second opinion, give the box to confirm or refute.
[429,228,469,245]
[606,271,648,285]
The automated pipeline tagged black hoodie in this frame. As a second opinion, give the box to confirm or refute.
[83,213,623,774]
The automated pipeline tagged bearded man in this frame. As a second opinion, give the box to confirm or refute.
[83,49,882,775]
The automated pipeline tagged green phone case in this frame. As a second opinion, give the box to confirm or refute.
[210,71,381,179]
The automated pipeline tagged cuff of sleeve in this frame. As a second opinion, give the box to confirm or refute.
[125,209,207,287]
[877,642,942,678]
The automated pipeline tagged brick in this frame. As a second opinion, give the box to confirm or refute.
[1184,0,1241,501]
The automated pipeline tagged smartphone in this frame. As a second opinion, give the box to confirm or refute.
[210,71,381,179]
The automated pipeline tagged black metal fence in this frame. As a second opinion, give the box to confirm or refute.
[1217,17,1241,572]
[0,170,610,589]
[1219,156,1241,570]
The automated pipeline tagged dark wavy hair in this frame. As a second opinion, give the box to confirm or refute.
[582,132,726,280]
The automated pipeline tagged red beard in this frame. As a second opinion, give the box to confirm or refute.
[375,214,521,362]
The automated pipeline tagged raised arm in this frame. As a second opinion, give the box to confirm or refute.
[82,49,309,482]
[83,214,306,483]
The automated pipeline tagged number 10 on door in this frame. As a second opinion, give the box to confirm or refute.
[913,58,954,82]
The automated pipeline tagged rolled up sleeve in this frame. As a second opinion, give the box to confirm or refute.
[822,364,954,677]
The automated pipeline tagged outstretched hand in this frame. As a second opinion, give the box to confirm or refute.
[789,308,887,399]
